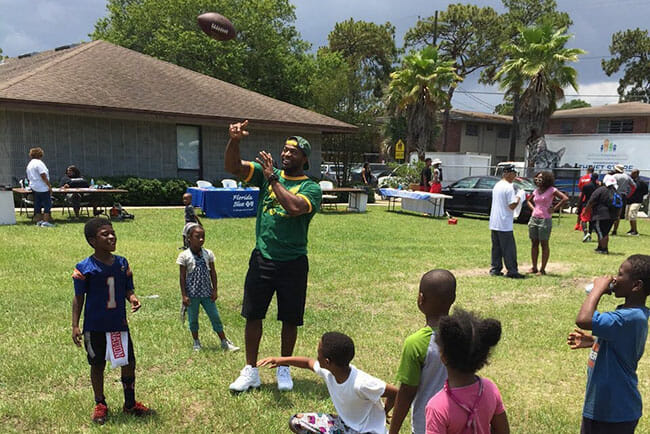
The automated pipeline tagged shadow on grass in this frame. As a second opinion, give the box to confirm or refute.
[383,210,450,221]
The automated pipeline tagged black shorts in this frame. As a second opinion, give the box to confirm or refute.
[242,249,309,326]
[594,219,614,239]
[83,331,135,366]
[581,417,638,434]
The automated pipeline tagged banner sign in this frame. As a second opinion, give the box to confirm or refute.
[542,134,650,172]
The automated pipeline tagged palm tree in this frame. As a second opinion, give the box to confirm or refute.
[387,46,462,157]
[495,24,585,163]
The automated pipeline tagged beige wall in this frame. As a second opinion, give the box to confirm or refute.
[458,122,525,163]
[0,108,323,185]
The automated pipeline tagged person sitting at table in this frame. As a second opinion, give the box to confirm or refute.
[59,165,90,218]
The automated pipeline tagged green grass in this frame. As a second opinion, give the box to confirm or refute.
[1,206,649,433]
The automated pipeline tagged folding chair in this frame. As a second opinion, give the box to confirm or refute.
[318,180,338,210]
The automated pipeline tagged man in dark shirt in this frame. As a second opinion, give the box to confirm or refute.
[419,158,432,192]
[585,175,620,254]
[580,173,600,241]
[626,169,648,236]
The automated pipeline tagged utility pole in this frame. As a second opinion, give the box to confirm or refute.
[433,10,438,45]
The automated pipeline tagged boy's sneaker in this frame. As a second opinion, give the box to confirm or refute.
[40,221,55,227]
[582,233,591,242]
[92,403,108,425]
[229,365,261,392]
[629,231,640,236]
[193,340,201,351]
[277,366,294,391]
[35,221,43,226]
[123,401,154,417]
[221,339,240,352]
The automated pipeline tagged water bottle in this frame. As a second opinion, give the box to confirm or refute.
[585,281,615,294]
[24,178,29,189]
[90,178,95,188]
[19,179,24,189]
[238,181,242,189]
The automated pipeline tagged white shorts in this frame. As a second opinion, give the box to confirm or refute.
[626,203,641,221]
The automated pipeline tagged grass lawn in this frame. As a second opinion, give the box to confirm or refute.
[1,205,649,433]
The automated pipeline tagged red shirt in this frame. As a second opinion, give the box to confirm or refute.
[578,174,592,191]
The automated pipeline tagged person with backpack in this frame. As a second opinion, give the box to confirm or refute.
[584,175,622,254]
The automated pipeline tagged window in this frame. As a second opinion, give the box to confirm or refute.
[561,122,573,134]
[597,119,633,133]
[177,125,201,178]
[465,124,479,136]
[452,177,479,189]
[476,178,498,189]
[486,125,494,131]
[497,126,510,139]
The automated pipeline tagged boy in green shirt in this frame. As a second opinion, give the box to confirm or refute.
[389,269,456,434]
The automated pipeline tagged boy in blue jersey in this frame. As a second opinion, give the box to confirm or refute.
[569,254,650,433]
[71,218,153,424]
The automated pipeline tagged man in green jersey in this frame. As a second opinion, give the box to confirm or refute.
[225,120,322,393]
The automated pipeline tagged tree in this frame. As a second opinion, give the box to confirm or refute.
[602,28,650,103]
[495,24,584,164]
[387,46,462,156]
[404,4,503,150]
[494,102,514,116]
[558,99,591,110]
[316,19,398,180]
[92,0,313,106]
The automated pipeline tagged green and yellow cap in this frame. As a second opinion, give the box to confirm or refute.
[286,136,311,170]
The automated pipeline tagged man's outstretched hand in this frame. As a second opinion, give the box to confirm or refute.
[229,120,249,141]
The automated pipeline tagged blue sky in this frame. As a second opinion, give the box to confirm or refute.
[1,0,648,111]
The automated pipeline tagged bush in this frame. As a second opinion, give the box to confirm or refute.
[94,177,193,206]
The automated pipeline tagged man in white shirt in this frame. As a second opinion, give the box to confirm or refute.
[489,164,524,278]
[25,147,54,227]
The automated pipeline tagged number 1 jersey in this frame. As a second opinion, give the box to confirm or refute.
[73,255,134,332]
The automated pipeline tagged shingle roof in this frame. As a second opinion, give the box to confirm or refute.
[449,109,512,124]
[0,40,356,133]
[551,102,650,118]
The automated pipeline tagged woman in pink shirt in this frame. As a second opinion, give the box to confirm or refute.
[425,309,509,434]
[526,171,568,275]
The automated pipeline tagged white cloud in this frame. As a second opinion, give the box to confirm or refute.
[563,81,620,107]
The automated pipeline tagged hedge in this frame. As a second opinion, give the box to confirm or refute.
[93,177,193,206]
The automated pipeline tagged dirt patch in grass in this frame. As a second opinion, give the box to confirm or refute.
[454,262,573,277]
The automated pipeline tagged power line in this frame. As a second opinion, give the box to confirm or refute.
[455,90,630,98]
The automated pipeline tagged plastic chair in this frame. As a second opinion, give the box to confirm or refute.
[318,180,338,210]
[221,179,238,188]
[19,193,34,217]
[196,180,213,188]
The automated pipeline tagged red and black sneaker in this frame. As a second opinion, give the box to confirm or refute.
[123,401,154,417]
[92,403,108,425]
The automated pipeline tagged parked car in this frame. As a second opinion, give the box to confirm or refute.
[441,175,535,223]
[349,163,390,185]
[320,163,344,183]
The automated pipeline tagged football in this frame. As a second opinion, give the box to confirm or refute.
[197,12,236,41]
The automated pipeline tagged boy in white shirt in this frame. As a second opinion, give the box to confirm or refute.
[258,332,397,434]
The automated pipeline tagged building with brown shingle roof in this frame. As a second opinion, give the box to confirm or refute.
[0,40,356,185]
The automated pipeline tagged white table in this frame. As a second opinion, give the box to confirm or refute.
[0,190,16,225]
[379,188,452,217]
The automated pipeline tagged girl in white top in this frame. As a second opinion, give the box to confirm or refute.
[258,332,398,434]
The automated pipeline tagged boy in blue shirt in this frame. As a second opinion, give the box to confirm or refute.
[71,218,153,424]
[569,254,650,433]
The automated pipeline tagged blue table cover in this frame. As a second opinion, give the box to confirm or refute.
[378,188,437,200]
[187,187,259,218]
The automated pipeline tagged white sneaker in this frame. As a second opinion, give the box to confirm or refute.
[229,365,261,392]
[193,340,201,351]
[221,339,240,352]
[35,221,43,226]
[276,366,293,391]
[40,221,55,227]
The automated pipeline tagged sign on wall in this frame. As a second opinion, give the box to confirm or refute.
[542,134,650,172]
